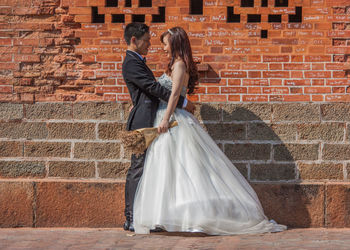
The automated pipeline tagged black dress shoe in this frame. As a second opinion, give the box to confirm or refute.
[123,220,130,231]
[150,227,165,232]
[128,222,135,232]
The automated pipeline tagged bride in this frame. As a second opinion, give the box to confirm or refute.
[133,27,287,235]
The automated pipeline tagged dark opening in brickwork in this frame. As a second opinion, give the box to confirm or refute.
[152,7,165,23]
[139,0,152,7]
[275,0,288,7]
[241,0,254,7]
[91,7,105,23]
[89,1,302,25]
[289,7,302,23]
[112,14,125,23]
[261,30,268,38]
[269,14,282,22]
[227,7,240,23]
[106,0,118,7]
[125,0,131,7]
[132,14,145,22]
[248,14,261,23]
[190,0,203,15]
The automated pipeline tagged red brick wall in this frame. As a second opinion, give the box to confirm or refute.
[0,0,349,103]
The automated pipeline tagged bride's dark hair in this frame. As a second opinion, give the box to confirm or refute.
[160,27,199,94]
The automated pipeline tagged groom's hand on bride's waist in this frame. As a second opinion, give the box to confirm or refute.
[184,100,195,114]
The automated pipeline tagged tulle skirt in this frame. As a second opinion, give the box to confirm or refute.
[133,104,286,235]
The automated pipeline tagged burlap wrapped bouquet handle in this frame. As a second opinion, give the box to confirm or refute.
[121,121,178,155]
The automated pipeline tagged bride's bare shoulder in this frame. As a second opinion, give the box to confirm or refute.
[172,59,186,72]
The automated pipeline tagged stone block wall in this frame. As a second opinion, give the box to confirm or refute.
[0,102,130,179]
[1,102,350,228]
[1,102,349,182]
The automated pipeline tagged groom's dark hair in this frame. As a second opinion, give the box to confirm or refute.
[124,23,150,45]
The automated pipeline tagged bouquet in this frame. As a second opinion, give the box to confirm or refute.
[121,121,178,155]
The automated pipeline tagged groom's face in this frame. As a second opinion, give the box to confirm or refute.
[134,32,151,56]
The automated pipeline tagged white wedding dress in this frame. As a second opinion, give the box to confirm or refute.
[133,74,287,235]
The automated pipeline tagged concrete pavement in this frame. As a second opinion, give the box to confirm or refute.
[1,228,350,249]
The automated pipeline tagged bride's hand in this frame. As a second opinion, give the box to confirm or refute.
[158,119,169,134]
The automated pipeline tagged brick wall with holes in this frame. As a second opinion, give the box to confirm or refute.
[0,0,349,102]
[1,0,350,228]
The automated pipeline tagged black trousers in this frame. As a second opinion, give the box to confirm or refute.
[124,152,146,221]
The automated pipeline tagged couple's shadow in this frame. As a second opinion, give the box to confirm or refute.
[192,104,310,229]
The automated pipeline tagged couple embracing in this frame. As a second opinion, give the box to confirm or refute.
[122,23,286,235]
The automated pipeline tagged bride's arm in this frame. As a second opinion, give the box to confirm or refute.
[158,61,186,133]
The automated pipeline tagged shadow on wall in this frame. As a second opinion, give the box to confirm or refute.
[199,64,221,84]
[199,104,314,228]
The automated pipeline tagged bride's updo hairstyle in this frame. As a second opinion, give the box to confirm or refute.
[160,27,199,94]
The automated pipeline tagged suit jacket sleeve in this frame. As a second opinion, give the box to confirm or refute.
[124,60,185,108]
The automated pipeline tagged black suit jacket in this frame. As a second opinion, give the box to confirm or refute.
[122,50,184,131]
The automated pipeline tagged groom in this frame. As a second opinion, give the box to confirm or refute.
[122,22,195,231]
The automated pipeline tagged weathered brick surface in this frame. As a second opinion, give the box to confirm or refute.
[298,123,345,142]
[272,104,320,122]
[35,181,124,227]
[0,0,348,103]
[252,183,325,228]
[25,104,72,120]
[204,123,245,141]
[248,123,281,141]
[326,184,350,227]
[98,122,125,140]
[222,104,272,122]
[0,179,349,228]
[0,102,350,228]
[48,161,95,178]
[298,163,343,180]
[274,143,319,161]
[97,162,129,179]
[74,142,120,159]
[196,104,222,121]
[270,124,297,141]
[0,161,45,178]
[24,142,71,158]
[0,181,34,227]
[0,122,48,139]
[225,143,270,161]
[0,142,23,157]
[321,104,350,121]
[48,122,95,139]
[251,164,296,181]
[0,103,349,183]
[0,104,23,120]
[323,144,350,160]
[73,103,122,120]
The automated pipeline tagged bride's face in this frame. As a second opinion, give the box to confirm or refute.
[162,34,171,58]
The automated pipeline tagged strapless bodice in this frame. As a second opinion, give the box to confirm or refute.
[158,73,187,97]
[158,73,187,110]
